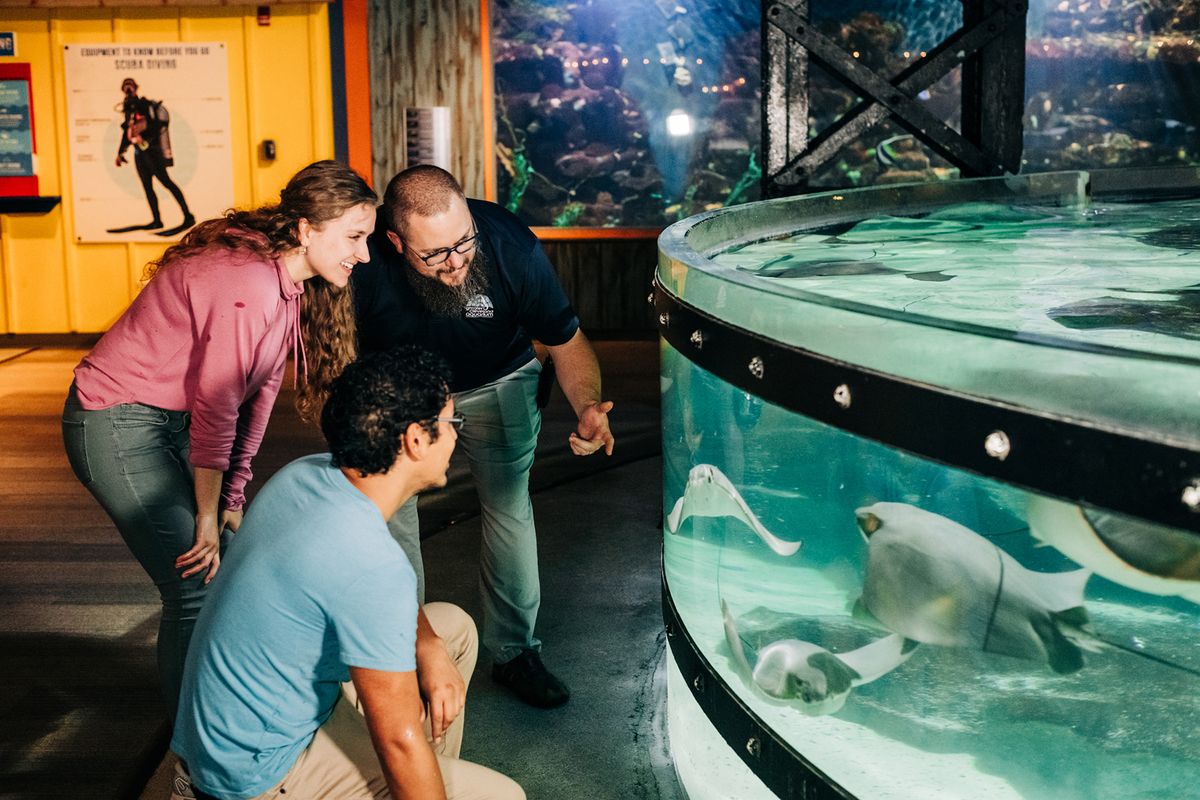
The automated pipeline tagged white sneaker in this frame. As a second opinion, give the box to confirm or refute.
[170,759,196,800]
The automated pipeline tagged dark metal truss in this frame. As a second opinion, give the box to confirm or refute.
[763,0,1029,195]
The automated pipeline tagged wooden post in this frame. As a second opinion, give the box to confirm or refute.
[762,0,809,198]
[961,0,1028,174]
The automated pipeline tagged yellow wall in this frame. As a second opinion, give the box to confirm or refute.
[0,4,334,334]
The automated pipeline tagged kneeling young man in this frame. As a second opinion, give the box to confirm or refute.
[172,347,524,800]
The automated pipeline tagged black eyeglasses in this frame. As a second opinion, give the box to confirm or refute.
[433,414,466,431]
[407,231,479,267]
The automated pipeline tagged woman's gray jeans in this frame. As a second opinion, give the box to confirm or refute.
[62,384,213,720]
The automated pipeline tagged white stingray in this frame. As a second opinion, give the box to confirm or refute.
[856,502,1097,674]
[1027,494,1200,605]
[666,464,801,557]
[722,600,914,716]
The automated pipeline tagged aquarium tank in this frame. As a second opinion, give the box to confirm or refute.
[490,0,763,228]
[490,0,1200,225]
[792,0,1200,188]
[656,168,1200,799]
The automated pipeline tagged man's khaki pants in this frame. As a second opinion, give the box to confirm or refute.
[248,603,524,800]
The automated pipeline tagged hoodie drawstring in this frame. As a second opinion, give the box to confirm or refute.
[292,298,308,389]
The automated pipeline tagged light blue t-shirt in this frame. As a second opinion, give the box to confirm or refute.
[171,454,418,799]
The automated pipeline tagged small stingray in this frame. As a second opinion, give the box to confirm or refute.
[1046,289,1200,341]
[722,600,915,716]
[666,465,801,556]
[739,256,899,279]
[855,502,1096,674]
[1027,495,1200,605]
[1136,224,1200,250]
[905,270,956,282]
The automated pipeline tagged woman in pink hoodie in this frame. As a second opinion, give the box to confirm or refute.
[62,159,376,719]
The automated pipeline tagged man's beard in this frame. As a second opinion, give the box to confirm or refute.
[404,249,490,317]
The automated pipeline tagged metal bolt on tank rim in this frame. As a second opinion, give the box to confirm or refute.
[1184,481,1200,511]
[984,430,1012,461]
[746,737,762,758]
[833,383,852,409]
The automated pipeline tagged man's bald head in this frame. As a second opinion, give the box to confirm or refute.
[383,165,467,236]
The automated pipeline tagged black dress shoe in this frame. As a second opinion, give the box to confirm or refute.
[491,650,570,708]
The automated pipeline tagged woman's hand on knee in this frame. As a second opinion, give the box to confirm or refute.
[176,513,222,584]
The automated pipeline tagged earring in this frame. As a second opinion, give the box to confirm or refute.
[299,245,308,255]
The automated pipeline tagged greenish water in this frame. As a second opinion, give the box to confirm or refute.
[712,200,1200,362]
[662,342,1200,800]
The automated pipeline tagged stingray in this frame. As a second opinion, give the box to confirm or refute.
[1046,288,1200,341]
[904,269,956,282]
[738,255,899,280]
[1027,495,1200,605]
[665,465,801,556]
[1136,224,1200,250]
[722,600,915,715]
[855,502,1096,674]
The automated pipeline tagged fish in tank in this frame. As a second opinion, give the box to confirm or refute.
[663,364,1200,799]
[490,0,762,228]
[490,0,1200,223]
[660,184,1200,799]
[710,197,1200,355]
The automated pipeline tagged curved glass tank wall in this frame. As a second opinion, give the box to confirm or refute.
[656,168,1200,800]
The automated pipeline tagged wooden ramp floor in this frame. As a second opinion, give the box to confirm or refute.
[0,348,166,799]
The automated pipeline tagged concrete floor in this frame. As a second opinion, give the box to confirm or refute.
[421,455,680,799]
[1,341,685,800]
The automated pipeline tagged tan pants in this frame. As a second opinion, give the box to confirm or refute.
[249,602,524,800]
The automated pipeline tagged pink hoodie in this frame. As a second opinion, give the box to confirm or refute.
[73,238,304,510]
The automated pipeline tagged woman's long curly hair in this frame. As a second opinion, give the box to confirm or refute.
[145,160,376,423]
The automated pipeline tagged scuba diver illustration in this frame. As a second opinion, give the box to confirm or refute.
[108,77,195,237]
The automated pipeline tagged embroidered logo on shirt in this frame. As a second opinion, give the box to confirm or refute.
[464,294,495,319]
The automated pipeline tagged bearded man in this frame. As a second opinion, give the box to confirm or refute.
[351,165,614,709]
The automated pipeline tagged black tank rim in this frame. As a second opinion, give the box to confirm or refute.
[656,283,1200,535]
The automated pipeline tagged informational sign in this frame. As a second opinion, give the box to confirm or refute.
[0,78,33,177]
[63,42,233,242]
[0,32,15,58]
[0,62,36,196]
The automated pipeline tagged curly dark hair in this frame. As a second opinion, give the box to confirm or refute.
[321,346,452,477]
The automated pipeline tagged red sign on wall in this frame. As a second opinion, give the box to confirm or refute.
[0,62,38,197]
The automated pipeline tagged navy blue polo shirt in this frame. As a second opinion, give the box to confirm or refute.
[353,199,580,393]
